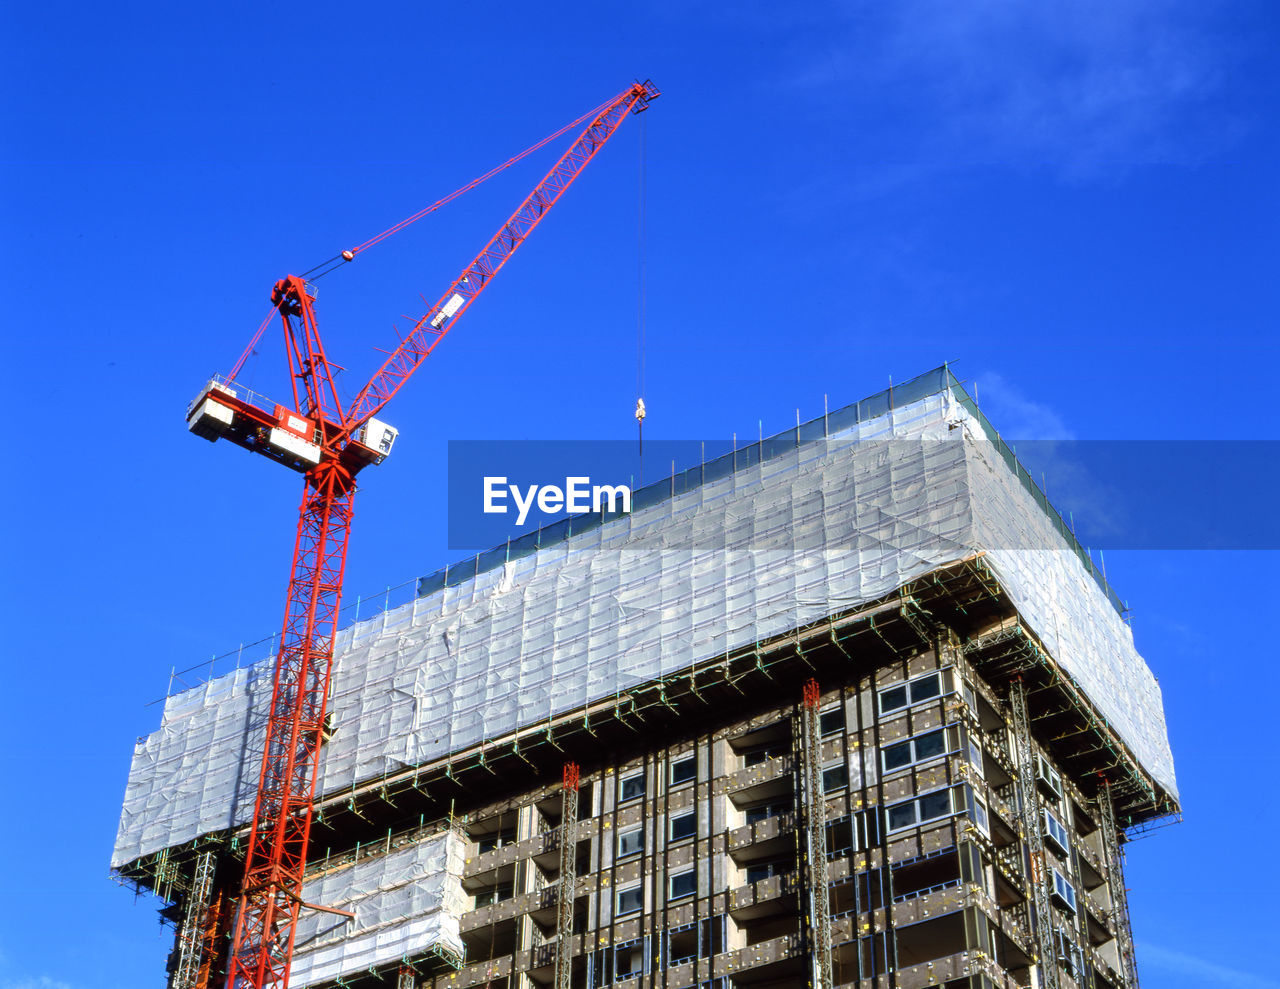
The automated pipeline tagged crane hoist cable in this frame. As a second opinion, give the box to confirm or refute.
[635,110,647,459]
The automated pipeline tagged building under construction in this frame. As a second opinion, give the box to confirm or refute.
[113,366,1179,989]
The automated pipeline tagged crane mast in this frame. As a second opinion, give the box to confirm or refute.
[184,81,660,989]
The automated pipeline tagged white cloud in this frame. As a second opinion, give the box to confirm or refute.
[972,372,1073,439]
[780,0,1243,177]
[1,978,74,989]
[969,372,1136,541]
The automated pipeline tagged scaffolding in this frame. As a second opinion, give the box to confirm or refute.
[113,557,1178,935]
[555,762,580,989]
[1010,680,1059,989]
[269,827,466,989]
[115,379,1180,881]
[1098,782,1137,988]
[169,848,216,989]
[799,679,833,989]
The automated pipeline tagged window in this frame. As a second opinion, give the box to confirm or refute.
[967,737,985,779]
[822,762,848,791]
[746,859,790,884]
[1055,929,1085,981]
[476,827,516,854]
[826,817,855,856]
[886,787,958,832]
[742,743,784,767]
[887,799,916,833]
[1051,868,1077,914]
[620,771,646,803]
[616,885,643,916]
[878,671,945,714]
[669,869,696,899]
[1043,809,1070,858]
[616,943,644,978]
[670,810,697,842]
[671,755,697,786]
[473,882,513,907]
[853,807,882,847]
[881,728,947,773]
[744,800,789,825]
[973,797,989,836]
[820,706,845,736]
[1035,754,1063,803]
[878,683,908,713]
[881,741,910,772]
[918,788,951,821]
[618,827,644,859]
[912,672,942,702]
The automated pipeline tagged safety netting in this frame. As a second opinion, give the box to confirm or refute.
[114,378,1177,870]
[286,828,467,988]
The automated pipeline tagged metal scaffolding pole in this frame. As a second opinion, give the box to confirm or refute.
[170,849,217,989]
[800,679,833,989]
[1098,782,1138,988]
[1010,681,1060,989]
[555,762,580,989]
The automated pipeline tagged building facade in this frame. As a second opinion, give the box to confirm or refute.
[352,587,1148,989]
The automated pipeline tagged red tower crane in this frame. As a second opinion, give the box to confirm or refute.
[184,81,659,989]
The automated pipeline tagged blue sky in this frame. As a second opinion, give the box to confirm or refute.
[2,1,1277,986]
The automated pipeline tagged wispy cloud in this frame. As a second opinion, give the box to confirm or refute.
[972,372,1073,440]
[0,977,74,989]
[969,372,1133,541]
[778,0,1244,179]
[0,944,71,989]
[1139,942,1280,988]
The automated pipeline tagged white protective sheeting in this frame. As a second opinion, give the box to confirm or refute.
[965,432,1176,796]
[113,389,1177,868]
[286,829,467,988]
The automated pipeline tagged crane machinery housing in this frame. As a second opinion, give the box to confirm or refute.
[183,80,660,989]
